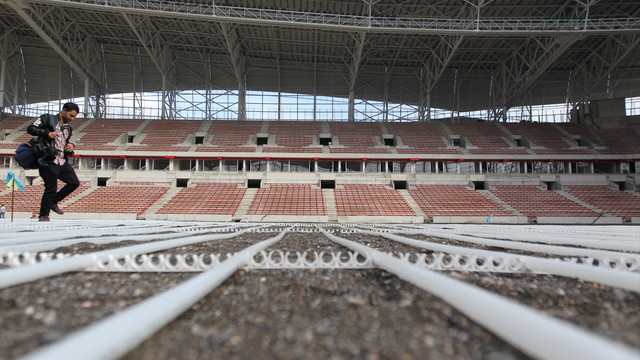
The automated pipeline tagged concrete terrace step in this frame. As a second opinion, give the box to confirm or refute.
[234,188,258,219]
[141,187,182,219]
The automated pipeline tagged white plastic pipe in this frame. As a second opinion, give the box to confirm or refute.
[351,228,640,292]
[392,224,640,246]
[320,228,639,360]
[0,226,262,289]
[0,226,236,253]
[378,226,639,259]
[20,228,288,360]
[427,225,640,252]
[0,222,248,246]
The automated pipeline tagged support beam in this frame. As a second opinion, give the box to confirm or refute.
[0,32,19,110]
[313,29,319,122]
[271,28,281,121]
[418,65,432,122]
[348,32,366,122]
[0,58,5,109]
[219,23,247,120]
[488,65,510,122]
[159,47,177,120]
[205,54,213,120]
[123,13,176,119]
[81,40,107,118]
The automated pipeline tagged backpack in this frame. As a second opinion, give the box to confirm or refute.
[14,143,37,169]
[14,114,67,169]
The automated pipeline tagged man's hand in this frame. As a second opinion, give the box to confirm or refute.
[48,131,58,139]
[64,143,75,152]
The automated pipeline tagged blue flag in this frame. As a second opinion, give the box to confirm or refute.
[5,171,25,191]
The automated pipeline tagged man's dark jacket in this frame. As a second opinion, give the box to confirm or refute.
[26,114,75,164]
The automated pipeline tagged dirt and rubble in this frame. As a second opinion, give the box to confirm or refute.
[1,229,638,360]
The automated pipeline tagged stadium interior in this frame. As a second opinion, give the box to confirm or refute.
[0,0,639,223]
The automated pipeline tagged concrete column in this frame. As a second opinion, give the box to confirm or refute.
[84,78,90,118]
[0,58,6,109]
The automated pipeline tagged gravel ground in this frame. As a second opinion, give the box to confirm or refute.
[1,228,639,360]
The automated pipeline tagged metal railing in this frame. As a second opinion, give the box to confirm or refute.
[27,0,640,34]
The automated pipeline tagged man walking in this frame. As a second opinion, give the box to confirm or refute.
[27,102,80,221]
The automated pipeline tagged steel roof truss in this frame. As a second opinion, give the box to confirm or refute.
[5,0,99,86]
[500,34,581,108]
[573,34,640,101]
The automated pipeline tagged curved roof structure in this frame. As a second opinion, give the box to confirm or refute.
[1,0,640,120]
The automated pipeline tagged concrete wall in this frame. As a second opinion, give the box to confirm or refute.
[590,98,628,128]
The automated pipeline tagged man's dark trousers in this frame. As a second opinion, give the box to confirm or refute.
[38,162,79,217]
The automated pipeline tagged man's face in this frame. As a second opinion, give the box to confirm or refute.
[61,109,78,124]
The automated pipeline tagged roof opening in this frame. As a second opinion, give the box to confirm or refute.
[472,181,487,190]
[320,180,335,189]
[450,136,465,148]
[256,136,268,146]
[614,181,633,190]
[195,135,205,144]
[543,181,562,190]
[176,178,189,188]
[97,177,109,186]
[513,136,530,148]
[573,136,592,148]
[248,179,261,188]
[319,136,332,146]
[393,180,408,190]
[382,134,396,147]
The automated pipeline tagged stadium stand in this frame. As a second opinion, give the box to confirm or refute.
[195,120,263,153]
[1,119,638,224]
[247,183,325,216]
[0,180,92,218]
[384,122,461,155]
[489,185,600,222]
[335,184,414,217]
[136,120,202,151]
[76,118,147,151]
[564,185,640,222]
[409,184,516,220]
[61,181,170,218]
[554,123,606,150]
[0,117,34,150]
[593,127,640,155]
[262,121,323,153]
[328,122,391,154]
[444,123,529,155]
[501,122,592,155]
[156,182,246,218]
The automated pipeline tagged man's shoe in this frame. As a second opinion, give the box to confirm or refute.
[39,216,50,222]
[51,204,64,215]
